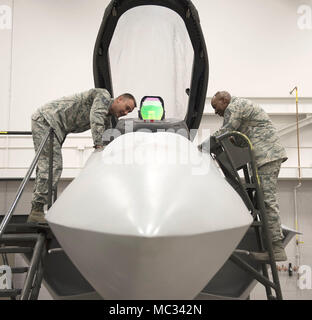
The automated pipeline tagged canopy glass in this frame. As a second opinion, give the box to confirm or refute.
[109,6,194,120]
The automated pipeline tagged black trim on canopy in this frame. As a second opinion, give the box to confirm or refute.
[93,0,209,131]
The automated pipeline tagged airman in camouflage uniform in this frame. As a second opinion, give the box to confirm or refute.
[28,88,136,224]
[199,91,287,262]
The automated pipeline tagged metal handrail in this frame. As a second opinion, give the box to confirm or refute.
[212,131,283,300]
[0,128,54,237]
[0,131,32,135]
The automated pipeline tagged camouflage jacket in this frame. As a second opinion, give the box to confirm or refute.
[210,96,287,168]
[31,88,114,146]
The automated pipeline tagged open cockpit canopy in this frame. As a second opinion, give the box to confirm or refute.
[93,0,209,132]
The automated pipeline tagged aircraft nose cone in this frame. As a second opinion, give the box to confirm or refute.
[46,132,252,299]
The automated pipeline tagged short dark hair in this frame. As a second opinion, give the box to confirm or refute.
[214,91,231,103]
[120,93,137,109]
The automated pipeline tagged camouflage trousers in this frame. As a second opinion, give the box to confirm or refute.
[257,159,284,242]
[31,114,63,205]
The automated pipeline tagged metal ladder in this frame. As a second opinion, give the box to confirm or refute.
[0,129,56,300]
[0,218,51,300]
[209,131,283,300]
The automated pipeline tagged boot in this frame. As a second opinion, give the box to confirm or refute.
[251,240,287,262]
[27,202,47,224]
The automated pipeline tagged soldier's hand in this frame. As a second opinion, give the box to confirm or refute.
[94,145,104,152]
[229,136,236,144]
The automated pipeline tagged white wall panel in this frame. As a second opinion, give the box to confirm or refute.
[0,0,13,130]
[9,0,109,131]
[193,0,312,97]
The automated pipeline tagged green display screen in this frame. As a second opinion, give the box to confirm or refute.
[140,97,164,120]
[140,105,164,120]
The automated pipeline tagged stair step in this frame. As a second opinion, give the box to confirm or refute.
[1,233,39,241]
[0,289,22,298]
[11,267,29,274]
[243,183,256,189]
[0,247,33,254]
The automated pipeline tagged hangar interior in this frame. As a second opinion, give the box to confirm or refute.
[0,0,312,300]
